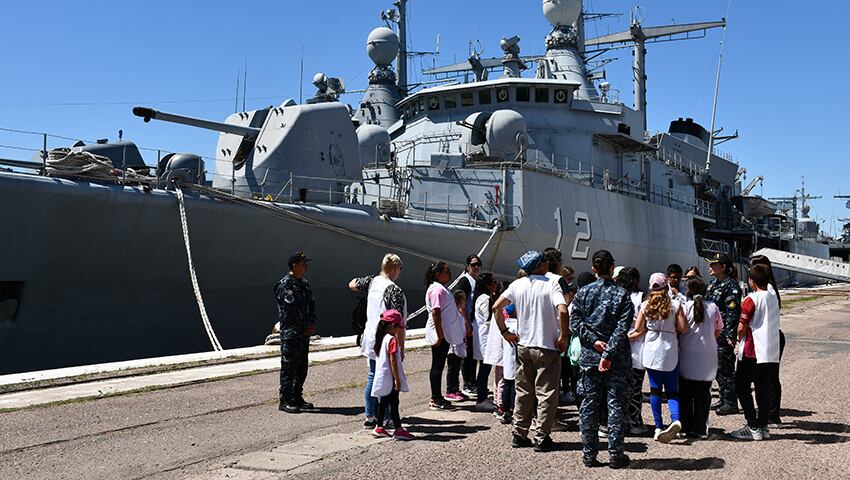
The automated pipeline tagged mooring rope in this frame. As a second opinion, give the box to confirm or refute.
[175,185,223,351]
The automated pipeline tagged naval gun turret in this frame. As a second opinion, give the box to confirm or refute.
[134,100,362,203]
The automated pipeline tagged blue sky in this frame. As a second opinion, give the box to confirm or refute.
[1,0,848,234]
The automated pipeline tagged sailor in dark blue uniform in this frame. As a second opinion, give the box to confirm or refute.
[706,253,742,415]
[570,250,633,469]
[276,251,317,413]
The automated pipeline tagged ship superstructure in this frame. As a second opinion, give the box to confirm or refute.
[0,0,829,374]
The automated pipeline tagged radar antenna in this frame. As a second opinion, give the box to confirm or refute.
[584,14,725,133]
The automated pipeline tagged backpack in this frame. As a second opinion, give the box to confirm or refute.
[351,276,373,346]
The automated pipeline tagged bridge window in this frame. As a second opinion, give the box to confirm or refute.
[461,91,474,107]
[516,87,530,102]
[554,89,569,104]
[535,87,549,103]
[427,97,440,111]
[496,88,510,103]
[478,89,492,105]
[444,94,457,109]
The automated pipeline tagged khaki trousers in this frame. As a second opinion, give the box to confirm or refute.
[512,345,561,442]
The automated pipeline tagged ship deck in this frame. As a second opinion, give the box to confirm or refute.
[1,286,849,479]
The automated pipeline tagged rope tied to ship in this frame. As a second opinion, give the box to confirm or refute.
[175,183,223,352]
[45,149,147,181]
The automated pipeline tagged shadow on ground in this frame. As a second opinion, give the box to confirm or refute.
[629,456,725,471]
[775,419,850,444]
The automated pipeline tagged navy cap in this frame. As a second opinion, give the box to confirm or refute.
[288,251,312,269]
[706,252,733,267]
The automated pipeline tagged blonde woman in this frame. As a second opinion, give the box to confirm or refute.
[348,253,408,428]
[633,273,687,443]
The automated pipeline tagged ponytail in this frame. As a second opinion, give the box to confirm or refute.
[424,261,448,287]
[686,276,707,323]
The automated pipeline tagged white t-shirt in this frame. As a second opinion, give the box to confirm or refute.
[641,298,681,372]
[483,306,504,366]
[473,293,490,361]
[628,291,645,370]
[678,299,723,381]
[743,289,781,363]
[425,282,465,345]
[501,275,566,351]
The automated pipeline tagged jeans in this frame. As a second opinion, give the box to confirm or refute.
[736,358,778,429]
[501,378,515,411]
[430,341,451,401]
[365,359,391,420]
[679,377,711,435]
[377,389,402,429]
[475,361,492,402]
[647,367,680,429]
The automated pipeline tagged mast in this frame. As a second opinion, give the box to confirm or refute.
[705,22,727,172]
[395,0,408,95]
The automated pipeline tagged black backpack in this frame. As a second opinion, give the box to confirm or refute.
[351,276,372,346]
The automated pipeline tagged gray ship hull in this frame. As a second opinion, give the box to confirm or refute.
[0,168,700,374]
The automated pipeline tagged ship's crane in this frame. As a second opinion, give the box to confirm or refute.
[741,175,764,196]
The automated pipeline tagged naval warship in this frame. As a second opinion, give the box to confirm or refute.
[0,0,830,374]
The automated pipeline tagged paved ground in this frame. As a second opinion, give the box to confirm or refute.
[2,288,850,479]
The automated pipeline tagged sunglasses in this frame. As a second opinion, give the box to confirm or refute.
[469,262,482,268]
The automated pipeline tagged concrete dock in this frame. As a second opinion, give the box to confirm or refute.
[1,287,849,479]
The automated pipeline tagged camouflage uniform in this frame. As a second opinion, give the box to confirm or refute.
[707,276,741,409]
[275,273,317,405]
[570,278,634,461]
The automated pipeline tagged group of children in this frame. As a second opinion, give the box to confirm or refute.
[363,253,782,447]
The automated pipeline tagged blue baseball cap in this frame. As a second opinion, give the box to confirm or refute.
[516,250,543,272]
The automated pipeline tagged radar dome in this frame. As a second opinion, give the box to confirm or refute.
[366,27,400,66]
[542,0,582,27]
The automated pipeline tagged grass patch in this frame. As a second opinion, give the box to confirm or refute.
[783,296,819,307]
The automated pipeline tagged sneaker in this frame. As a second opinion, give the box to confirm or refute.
[655,420,681,443]
[443,392,467,402]
[653,428,663,441]
[279,403,301,414]
[583,456,603,468]
[598,426,609,438]
[372,426,391,438]
[729,424,763,441]
[363,417,378,429]
[715,405,740,416]
[429,399,456,411]
[462,386,477,399]
[493,405,505,418]
[761,427,771,440]
[511,433,533,448]
[384,419,396,431]
[560,391,576,405]
[474,399,496,412]
[533,435,555,452]
[629,424,649,436]
[393,427,415,441]
[609,454,631,469]
[500,412,513,425]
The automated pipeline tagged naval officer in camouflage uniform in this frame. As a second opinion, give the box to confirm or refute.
[276,251,317,413]
[570,250,633,469]
[706,253,742,415]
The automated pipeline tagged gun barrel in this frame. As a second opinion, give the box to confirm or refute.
[133,107,260,140]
